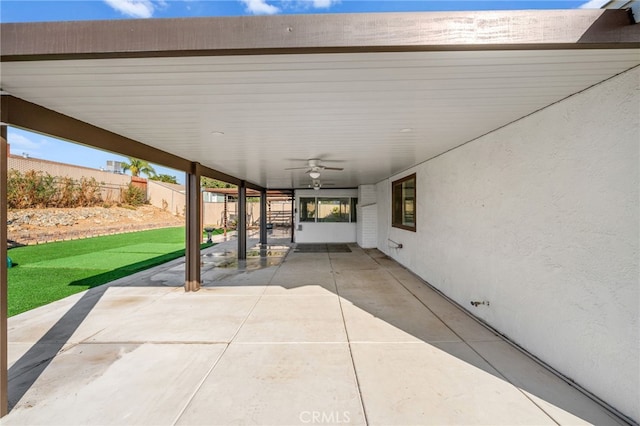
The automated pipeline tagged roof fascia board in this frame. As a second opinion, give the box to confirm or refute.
[1,10,638,61]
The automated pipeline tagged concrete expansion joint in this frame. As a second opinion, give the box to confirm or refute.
[78,341,231,345]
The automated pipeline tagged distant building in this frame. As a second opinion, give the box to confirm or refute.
[105,160,124,174]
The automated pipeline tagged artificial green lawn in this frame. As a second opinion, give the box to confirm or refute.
[7,227,219,317]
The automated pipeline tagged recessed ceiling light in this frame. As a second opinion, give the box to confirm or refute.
[400,128,413,133]
[211,131,225,136]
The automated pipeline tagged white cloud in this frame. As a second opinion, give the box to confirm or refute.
[8,132,48,156]
[578,0,608,8]
[578,0,608,9]
[312,0,339,9]
[278,0,340,12]
[103,0,159,18]
[240,0,280,15]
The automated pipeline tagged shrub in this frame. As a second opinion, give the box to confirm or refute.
[8,170,57,208]
[76,177,102,207]
[57,177,76,207]
[120,183,146,206]
[7,170,105,209]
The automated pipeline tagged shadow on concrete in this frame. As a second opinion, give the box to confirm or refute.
[8,286,108,409]
[7,244,215,409]
[7,234,631,425]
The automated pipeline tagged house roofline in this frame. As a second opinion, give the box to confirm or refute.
[1,10,638,62]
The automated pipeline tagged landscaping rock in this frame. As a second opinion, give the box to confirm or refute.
[7,205,184,245]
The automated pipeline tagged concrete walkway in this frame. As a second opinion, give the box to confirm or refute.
[4,241,628,425]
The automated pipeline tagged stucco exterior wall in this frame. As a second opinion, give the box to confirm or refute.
[147,180,186,216]
[147,181,269,228]
[8,156,131,187]
[376,67,639,421]
[9,156,131,202]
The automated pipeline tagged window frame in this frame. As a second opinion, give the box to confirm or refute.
[392,173,416,232]
[299,196,358,223]
[317,197,351,223]
[299,197,317,222]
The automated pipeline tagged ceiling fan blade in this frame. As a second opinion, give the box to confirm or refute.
[321,166,344,171]
[285,166,310,170]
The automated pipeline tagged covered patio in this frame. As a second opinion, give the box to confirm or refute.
[2,239,627,425]
[1,8,639,424]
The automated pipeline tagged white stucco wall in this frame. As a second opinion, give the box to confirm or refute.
[294,189,358,243]
[376,67,639,421]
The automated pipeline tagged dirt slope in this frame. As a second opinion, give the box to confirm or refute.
[8,205,184,246]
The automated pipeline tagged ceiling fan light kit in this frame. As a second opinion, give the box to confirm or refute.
[285,159,344,172]
[286,159,344,188]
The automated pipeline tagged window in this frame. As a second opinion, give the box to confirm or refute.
[392,173,416,231]
[350,198,358,223]
[318,198,350,222]
[299,197,358,223]
[299,197,316,222]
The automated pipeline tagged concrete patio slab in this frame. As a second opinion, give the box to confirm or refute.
[388,276,503,342]
[351,342,557,425]
[2,238,628,425]
[336,268,461,343]
[8,343,62,368]
[265,269,337,294]
[329,253,381,271]
[201,265,277,288]
[234,294,347,343]
[8,289,113,345]
[468,341,628,426]
[336,268,419,299]
[5,343,227,425]
[88,293,260,343]
[280,255,332,272]
[340,299,460,343]
[176,343,365,425]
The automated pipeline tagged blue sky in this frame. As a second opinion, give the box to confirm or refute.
[2,0,591,183]
[2,1,589,22]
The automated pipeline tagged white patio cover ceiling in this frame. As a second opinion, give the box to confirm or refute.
[1,15,639,189]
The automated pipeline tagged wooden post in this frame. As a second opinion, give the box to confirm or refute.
[238,181,246,260]
[0,125,8,416]
[185,163,201,292]
[260,188,267,245]
[223,195,227,237]
[291,192,295,243]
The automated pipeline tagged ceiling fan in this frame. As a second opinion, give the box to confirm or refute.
[308,179,336,190]
[285,159,344,179]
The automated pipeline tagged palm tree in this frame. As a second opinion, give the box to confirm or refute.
[122,157,156,178]
[150,174,178,184]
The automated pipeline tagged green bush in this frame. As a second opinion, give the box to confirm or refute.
[120,183,146,206]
